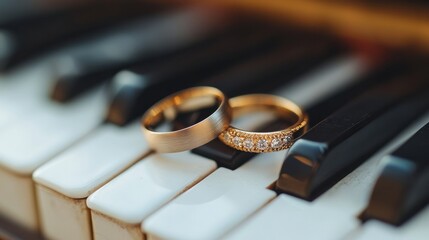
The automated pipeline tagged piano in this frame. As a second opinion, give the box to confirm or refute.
[0,0,428,239]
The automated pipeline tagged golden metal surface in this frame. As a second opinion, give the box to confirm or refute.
[218,94,308,153]
[141,86,232,153]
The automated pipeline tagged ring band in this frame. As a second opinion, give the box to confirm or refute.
[218,94,308,153]
[141,86,232,153]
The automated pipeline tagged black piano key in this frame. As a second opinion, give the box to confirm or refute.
[361,122,429,225]
[201,39,342,97]
[275,64,429,200]
[50,7,231,102]
[106,28,283,125]
[192,138,256,170]
[305,59,405,126]
[0,1,160,70]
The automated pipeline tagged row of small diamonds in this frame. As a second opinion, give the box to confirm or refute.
[221,129,293,152]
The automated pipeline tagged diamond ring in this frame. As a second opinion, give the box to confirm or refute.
[218,94,308,153]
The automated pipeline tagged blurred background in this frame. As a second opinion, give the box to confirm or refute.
[1,0,429,239]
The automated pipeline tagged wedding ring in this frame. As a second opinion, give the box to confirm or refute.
[218,94,308,153]
[141,86,231,153]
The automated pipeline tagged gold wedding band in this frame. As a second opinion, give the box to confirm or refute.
[218,94,308,153]
[141,86,231,153]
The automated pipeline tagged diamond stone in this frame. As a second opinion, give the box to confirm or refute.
[257,139,268,150]
[270,138,283,148]
[224,132,231,142]
[232,136,242,146]
[243,139,254,149]
[283,134,293,145]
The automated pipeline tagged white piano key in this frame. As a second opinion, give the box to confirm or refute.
[36,185,93,239]
[350,221,400,240]
[33,122,147,198]
[351,206,429,240]
[0,86,105,233]
[232,150,286,189]
[0,50,112,128]
[32,122,149,240]
[0,60,55,232]
[143,167,276,240]
[224,194,358,240]
[0,108,15,129]
[0,167,38,231]
[0,87,106,174]
[87,152,216,240]
[0,59,52,98]
[0,60,53,128]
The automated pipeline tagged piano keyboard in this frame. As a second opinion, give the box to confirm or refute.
[0,1,428,240]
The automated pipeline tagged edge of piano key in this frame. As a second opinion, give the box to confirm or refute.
[91,211,144,240]
[0,166,39,235]
[32,122,148,199]
[35,184,92,240]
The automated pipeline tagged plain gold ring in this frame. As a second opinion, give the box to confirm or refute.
[218,94,308,153]
[141,86,232,153]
